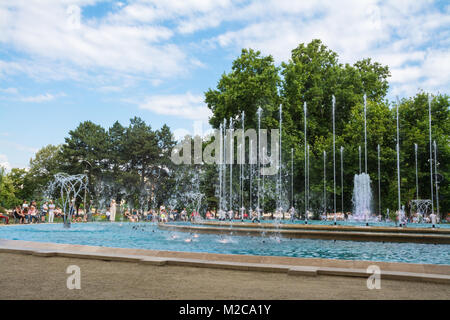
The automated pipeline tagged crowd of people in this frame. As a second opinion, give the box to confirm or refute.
[10,200,59,224]
[0,198,445,228]
[120,205,208,223]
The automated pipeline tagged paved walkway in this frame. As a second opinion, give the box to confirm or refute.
[1,252,449,300]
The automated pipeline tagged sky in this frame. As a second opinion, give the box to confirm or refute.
[0,0,449,170]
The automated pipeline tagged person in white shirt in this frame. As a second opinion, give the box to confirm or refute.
[110,199,116,222]
[429,212,437,228]
[48,200,56,223]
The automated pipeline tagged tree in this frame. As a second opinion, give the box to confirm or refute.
[28,144,64,198]
[205,48,281,129]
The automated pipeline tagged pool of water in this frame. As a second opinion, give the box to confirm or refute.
[1,222,448,265]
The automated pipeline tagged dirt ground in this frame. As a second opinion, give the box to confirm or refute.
[0,252,448,300]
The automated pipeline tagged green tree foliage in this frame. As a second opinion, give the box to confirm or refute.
[205,48,281,129]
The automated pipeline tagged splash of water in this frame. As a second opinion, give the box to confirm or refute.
[351,173,373,222]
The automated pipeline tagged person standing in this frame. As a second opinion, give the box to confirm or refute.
[110,199,116,222]
[429,212,437,228]
[48,200,55,223]
[41,201,48,223]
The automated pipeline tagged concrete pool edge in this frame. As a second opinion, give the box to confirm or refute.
[197,221,450,234]
[0,239,449,284]
[161,223,450,244]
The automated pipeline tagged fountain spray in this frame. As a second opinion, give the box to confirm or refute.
[396,97,401,213]
[359,146,362,174]
[304,102,308,224]
[332,95,336,225]
[291,148,294,209]
[434,141,439,218]
[428,95,434,215]
[307,144,310,222]
[278,103,282,213]
[323,150,327,218]
[415,143,419,200]
[229,117,233,213]
[257,107,262,215]
[378,144,381,216]
[340,146,344,216]
[364,94,367,173]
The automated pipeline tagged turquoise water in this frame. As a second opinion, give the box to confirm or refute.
[1,222,448,265]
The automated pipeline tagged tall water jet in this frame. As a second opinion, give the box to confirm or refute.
[249,140,253,212]
[229,117,233,213]
[261,146,265,218]
[332,95,336,224]
[396,97,401,213]
[428,95,434,215]
[323,150,327,217]
[291,148,294,209]
[358,146,362,174]
[434,140,439,217]
[222,118,227,213]
[364,94,367,173]
[257,107,262,215]
[278,103,282,212]
[240,111,245,218]
[307,144,310,221]
[304,102,308,223]
[239,143,243,219]
[378,144,381,216]
[340,146,344,215]
[219,122,224,213]
[415,143,419,199]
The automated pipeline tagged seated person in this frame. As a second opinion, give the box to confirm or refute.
[13,206,24,224]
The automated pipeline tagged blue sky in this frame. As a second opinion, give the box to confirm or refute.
[0,0,449,169]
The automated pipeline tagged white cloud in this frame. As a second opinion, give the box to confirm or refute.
[0,1,188,82]
[0,0,448,105]
[139,92,212,121]
[207,0,449,99]
[19,92,65,103]
[0,154,11,171]
[0,87,18,94]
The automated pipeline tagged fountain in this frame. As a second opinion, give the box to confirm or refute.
[396,97,401,214]
[304,102,308,224]
[332,95,336,225]
[257,107,262,220]
[351,95,373,224]
[358,146,362,174]
[351,173,372,222]
[378,144,381,216]
[46,173,89,228]
[340,146,344,215]
[306,144,310,221]
[277,103,282,214]
[434,140,440,217]
[290,148,294,211]
[415,143,419,199]
[218,122,224,215]
[323,150,327,218]
[240,111,245,220]
[428,95,434,215]
[229,117,233,213]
